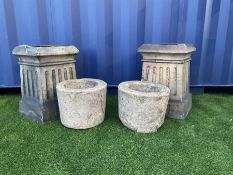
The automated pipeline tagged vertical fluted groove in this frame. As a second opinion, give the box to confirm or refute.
[69,67,73,79]
[159,67,163,84]
[174,67,177,96]
[148,68,153,82]
[34,70,38,99]
[52,69,56,97]
[64,68,68,80]
[183,65,186,94]
[48,70,54,99]
[58,69,62,82]
[152,67,156,82]
[30,70,35,97]
[45,71,49,100]
[26,70,30,96]
[145,66,150,80]
[166,67,170,88]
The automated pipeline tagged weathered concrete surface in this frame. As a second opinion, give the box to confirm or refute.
[138,44,196,119]
[12,45,78,123]
[56,78,107,129]
[118,81,170,133]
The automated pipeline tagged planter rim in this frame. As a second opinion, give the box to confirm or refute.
[118,81,170,97]
[12,45,79,56]
[138,43,196,54]
[56,78,107,93]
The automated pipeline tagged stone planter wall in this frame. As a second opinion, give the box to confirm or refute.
[138,44,196,119]
[56,79,107,129]
[118,81,170,133]
[12,45,78,123]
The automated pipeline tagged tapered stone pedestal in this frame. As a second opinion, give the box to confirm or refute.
[138,44,196,119]
[12,45,78,123]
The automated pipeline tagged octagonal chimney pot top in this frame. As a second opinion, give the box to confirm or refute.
[138,43,196,54]
[12,45,79,57]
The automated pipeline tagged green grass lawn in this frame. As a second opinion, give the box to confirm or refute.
[0,94,233,175]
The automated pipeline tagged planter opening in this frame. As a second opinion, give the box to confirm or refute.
[32,45,54,47]
[129,83,162,93]
[159,43,179,45]
[31,45,68,48]
[64,80,98,90]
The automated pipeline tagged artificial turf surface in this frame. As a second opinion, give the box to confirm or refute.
[0,94,233,175]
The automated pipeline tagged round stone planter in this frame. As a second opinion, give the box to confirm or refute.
[56,78,107,129]
[118,81,170,133]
